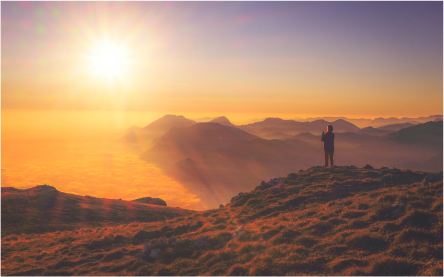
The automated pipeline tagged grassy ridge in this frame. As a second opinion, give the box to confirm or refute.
[1,186,195,237]
[1,166,442,275]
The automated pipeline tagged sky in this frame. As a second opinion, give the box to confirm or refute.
[2,1,443,118]
[1,1,443,210]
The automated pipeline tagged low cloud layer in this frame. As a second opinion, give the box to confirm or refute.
[2,138,207,211]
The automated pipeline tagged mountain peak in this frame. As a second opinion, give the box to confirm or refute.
[210,116,235,126]
[143,115,197,131]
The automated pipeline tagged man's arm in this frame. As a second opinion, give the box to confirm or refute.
[321,132,325,141]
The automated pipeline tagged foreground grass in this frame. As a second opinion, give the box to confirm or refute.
[1,166,442,275]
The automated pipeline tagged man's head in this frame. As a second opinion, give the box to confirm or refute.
[327,125,333,132]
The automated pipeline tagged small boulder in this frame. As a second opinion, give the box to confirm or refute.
[133,197,167,206]
[269,178,280,186]
[255,181,272,190]
[363,164,374,169]
[219,204,224,209]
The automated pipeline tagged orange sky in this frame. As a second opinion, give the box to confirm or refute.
[1,2,443,118]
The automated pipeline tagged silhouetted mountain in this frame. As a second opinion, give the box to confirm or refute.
[141,123,324,207]
[141,122,257,167]
[142,115,197,132]
[377,122,416,131]
[209,116,236,127]
[296,115,443,128]
[358,126,392,136]
[140,118,442,208]
[385,121,443,149]
[1,184,194,236]
[239,118,360,137]
[120,115,198,151]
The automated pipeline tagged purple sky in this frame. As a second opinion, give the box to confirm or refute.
[2,1,442,117]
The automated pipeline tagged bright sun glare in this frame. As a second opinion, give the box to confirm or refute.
[88,41,130,83]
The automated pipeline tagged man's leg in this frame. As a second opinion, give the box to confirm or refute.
[324,151,329,166]
[330,151,334,166]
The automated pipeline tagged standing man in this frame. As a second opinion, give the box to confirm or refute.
[321,125,335,167]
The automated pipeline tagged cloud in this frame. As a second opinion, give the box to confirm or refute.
[2,135,206,210]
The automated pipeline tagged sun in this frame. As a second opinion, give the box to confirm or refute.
[87,40,130,83]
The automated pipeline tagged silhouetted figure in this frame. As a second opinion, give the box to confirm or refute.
[321,125,335,166]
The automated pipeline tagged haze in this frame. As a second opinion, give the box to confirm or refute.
[2,2,442,210]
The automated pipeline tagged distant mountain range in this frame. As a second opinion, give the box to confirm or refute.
[139,119,442,208]
[121,115,442,148]
[238,118,360,137]
[294,115,442,128]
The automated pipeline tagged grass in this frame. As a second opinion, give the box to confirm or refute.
[1,166,442,275]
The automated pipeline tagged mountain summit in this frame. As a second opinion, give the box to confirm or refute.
[142,115,197,132]
[209,116,235,127]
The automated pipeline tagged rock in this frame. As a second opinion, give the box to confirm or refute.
[230,192,246,203]
[269,178,280,186]
[256,181,272,190]
[349,165,357,169]
[133,197,167,206]
[298,169,304,173]
[363,164,374,169]
[149,248,162,259]
[219,204,224,209]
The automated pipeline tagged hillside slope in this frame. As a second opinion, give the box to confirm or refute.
[1,166,442,276]
[1,185,195,237]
